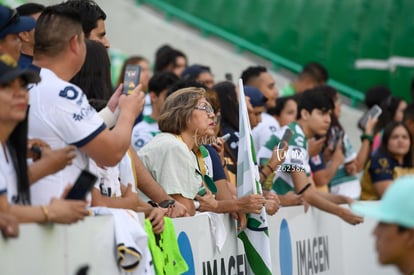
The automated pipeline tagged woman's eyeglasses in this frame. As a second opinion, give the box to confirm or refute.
[194,104,214,114]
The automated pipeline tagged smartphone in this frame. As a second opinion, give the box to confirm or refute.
[159,199,175,208]
[122,65,141,95]
[358,104,382,130]
[220,133,231,142]
[297,183,311,195]
[65,170,98,200]
[279,128,293,149]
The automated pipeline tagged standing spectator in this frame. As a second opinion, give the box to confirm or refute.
[241,65,279,153]
[258,87,364,225]
[28,3,144,205]
[352,176,414,275]
[64,0,110,48]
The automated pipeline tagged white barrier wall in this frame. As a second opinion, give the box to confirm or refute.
[0,205,400,275]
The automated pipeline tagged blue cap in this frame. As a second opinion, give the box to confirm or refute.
[0,6,35,39]
[244,86,267,107]
[351,176,414,228]
[181,64,210,80]
[0,54,40,84]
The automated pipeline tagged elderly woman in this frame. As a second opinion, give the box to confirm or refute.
[139,87,268,218]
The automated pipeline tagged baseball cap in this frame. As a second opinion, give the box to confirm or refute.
[181,64,210,80]
[0,54,40,84]
[351,176,414,228]
[244,86,267,107]
[0,6,35,39]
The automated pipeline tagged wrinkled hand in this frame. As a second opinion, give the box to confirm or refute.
[0,212,19,238]
[48,198,88,224]
[146,208,165,234]
[236,194,265,214]
[196,191,219,212]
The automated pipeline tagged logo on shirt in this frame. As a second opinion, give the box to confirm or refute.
[59,86,79,100]
[72,105,94,122]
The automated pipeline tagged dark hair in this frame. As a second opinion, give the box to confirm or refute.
[378,121,413,166]
[34,3,83,57]
[296,85,334,119]
[8,112,30,204]
[240,65,267,85]
[167,79,206,98]
[154,46,187,74]
[213,81,239,131]
[374,96,405,134]
[116,56,147,87]
[16,3,45,16]
[148,72,179,96]
[403,102,414,122]
[181,64,211,81]
[268,96,296,116]
[323,86,345,150]
[64,0,106,38]
[300,62,329,83]
[364,86,391,109]
[70,39,112,101]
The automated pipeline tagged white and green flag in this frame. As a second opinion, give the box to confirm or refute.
[237,79,272,275]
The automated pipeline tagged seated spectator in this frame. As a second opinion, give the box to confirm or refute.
[0,55,88,224]
[131,72,179,151]
[360,122,413,200]
[279,62,328,97]
[372,96,407,153]
[181,64,215,89]
[268,96,298,127]
[352,176,414,275]
[154,44,187,77]
[258,87,364,225]
[16,3,45,70]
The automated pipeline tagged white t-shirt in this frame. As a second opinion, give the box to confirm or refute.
[252,112,280,155]
[28,68,106,205]
[138,133,202,201]
[0,146,17,203]
[131,115,160,152]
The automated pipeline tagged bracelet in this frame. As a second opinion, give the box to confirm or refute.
[360,133,373,144]
[41,205,49,222]
[266,164,275,173]
[147,200,159,208]
[259,169,268,179]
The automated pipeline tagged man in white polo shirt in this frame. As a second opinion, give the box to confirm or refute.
[28,4,144,205]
